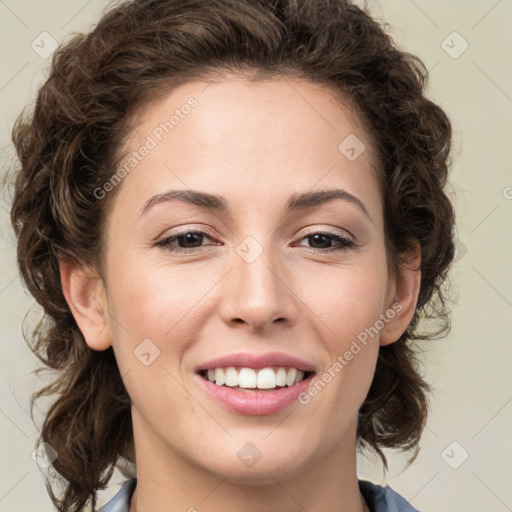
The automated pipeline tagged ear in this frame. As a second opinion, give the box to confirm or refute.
[59,258,112,351]
[380,241,421,346]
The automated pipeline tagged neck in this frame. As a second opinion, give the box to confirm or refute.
[128,410,370,512]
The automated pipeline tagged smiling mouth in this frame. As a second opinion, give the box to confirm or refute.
[197,368,315,391]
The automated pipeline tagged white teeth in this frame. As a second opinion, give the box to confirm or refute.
[238,368,257,388]
[214,368,225,386]
[275,367,287,386]
[203,366,309,389]
[225,367,239,387]
[286,368,297,386]
[257,368,275,389]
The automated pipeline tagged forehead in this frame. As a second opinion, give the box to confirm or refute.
[125,73,376,162]
[112,75,382,224]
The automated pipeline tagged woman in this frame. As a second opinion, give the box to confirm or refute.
[9,0,455,511]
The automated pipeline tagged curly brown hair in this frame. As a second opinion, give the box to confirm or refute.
[8,0,455,510]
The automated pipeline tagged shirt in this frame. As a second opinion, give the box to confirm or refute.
[97,478,420,512]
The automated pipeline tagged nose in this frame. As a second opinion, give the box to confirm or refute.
[218,242,298,333]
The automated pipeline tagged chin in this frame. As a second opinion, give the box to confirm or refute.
[198,446,311,485]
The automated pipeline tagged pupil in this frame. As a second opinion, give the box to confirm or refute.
[311,234,330,249]
[179,232,202,248]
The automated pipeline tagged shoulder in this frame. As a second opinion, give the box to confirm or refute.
[358,479,420,512]
[96,478,137,512]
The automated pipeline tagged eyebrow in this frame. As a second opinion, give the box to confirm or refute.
[138,188,372,221]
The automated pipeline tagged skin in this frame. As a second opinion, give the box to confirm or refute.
[60,74,421,512]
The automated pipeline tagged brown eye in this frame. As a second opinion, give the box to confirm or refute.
[155,230,215,252]
[295,232,355,251]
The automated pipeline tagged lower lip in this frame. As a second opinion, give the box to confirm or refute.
[195,372,315,416]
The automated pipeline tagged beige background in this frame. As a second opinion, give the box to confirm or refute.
[1,1,511,511]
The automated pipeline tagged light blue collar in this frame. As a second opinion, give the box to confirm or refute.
[97,477,420,512]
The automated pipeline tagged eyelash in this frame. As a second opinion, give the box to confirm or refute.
[154,229,356,253]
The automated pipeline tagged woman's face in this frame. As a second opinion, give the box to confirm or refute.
[73,75,416,483]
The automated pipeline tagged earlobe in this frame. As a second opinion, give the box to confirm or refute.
[380,241,421,346]
[59,258,112,351]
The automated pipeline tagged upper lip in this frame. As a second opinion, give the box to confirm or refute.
[196,351,316,373]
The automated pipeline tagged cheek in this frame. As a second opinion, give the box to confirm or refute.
[303,257,388,342]
[104,259,205,419]
[104,256,186,364]
[107,252,203,329]
[304,265,385,414]
[105,253,230,379]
